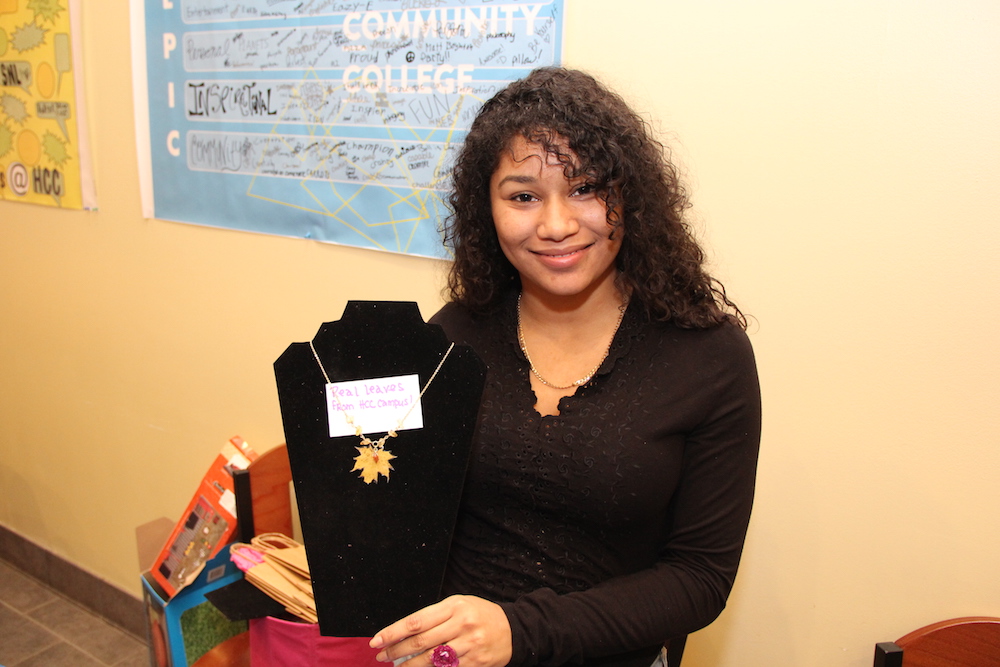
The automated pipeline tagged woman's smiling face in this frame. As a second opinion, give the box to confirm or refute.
[489,135,622,302]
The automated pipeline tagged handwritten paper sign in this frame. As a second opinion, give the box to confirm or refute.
[325,374,423,438]
[135,0,564,258]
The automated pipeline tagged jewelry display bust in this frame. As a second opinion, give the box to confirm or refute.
[273,301,486,637]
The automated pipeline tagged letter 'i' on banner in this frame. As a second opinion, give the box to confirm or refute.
[133,0,564,258]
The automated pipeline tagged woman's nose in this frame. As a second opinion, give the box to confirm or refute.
[537,198,579,241]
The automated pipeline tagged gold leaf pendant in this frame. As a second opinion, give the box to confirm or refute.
[352,445,396,484]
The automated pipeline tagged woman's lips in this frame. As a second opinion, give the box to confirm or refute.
[531,243,593,268]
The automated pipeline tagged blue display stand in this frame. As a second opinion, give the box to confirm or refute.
[141,549,246,667]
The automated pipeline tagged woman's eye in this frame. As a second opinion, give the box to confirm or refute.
[574,183,596,196]
[511,193,535,203]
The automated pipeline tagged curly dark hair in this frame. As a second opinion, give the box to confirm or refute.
[444,66,745,329]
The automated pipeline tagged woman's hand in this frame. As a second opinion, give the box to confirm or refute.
[370,595,513,667]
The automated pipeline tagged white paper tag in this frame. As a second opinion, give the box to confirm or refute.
[219,488,237,518]
[325,374,424,438]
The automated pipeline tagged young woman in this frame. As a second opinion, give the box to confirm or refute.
[370,67,761,667]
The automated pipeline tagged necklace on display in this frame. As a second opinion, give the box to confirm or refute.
[308,340,455,484]
[516,293,628,390]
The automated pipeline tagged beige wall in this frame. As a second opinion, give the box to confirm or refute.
[1,1,998,665]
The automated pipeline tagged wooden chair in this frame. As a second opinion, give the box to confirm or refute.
[874,617,1000,666]
[191,632,251,667]
[244,443,294,538]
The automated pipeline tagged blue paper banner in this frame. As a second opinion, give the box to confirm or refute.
[141,0,563,258]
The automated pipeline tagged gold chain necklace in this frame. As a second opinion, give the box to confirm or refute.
[516,293,627,390]
[308,341,455,484]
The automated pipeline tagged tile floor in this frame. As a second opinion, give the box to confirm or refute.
[0,559,149,667]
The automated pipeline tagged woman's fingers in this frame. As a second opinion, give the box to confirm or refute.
[371,595,512,667]
[371,600,456,662]
[369,602,449,648]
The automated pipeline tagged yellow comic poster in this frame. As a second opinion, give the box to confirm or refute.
[0,0,94,208]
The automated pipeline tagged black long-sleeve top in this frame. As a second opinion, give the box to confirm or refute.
[430,295,761,667]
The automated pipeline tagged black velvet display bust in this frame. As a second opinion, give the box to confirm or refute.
[273,301,485,637]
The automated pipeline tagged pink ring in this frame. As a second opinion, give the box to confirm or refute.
[431,644,459,667]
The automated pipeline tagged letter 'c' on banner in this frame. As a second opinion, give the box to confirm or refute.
[167,130,180,157]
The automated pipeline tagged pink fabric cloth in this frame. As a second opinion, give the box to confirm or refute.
[249,617,381,666]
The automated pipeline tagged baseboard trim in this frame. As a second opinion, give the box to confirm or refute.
[0,523,146,639]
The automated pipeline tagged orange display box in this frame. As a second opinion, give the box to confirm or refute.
[151,436,258,598]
